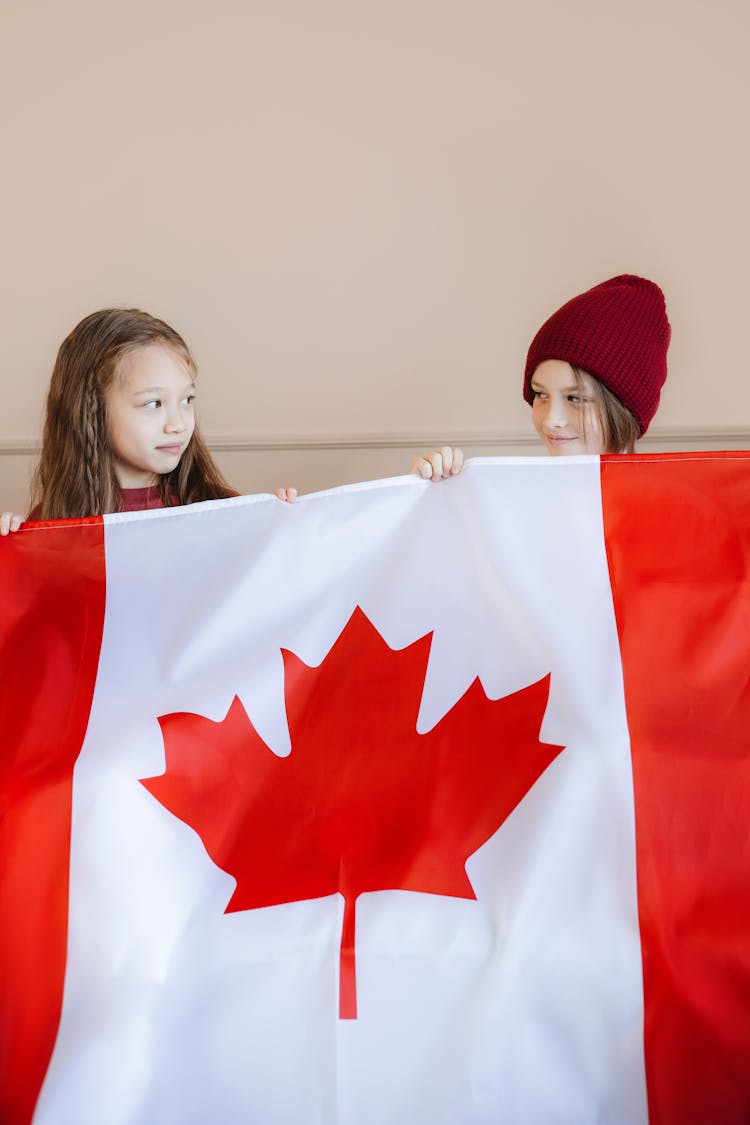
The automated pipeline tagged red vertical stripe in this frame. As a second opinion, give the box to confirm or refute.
[601,452,750,1125]
[0,519,106,1125]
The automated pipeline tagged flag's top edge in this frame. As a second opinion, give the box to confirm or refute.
[93,449,750,524]
[15,450,750,531]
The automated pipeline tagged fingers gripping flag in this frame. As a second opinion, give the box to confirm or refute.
[1,454,749,1125]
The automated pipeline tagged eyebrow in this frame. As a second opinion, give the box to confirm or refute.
[530,381,578,393]
[131,383,196,396]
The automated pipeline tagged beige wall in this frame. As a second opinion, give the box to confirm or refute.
[2,0,749,511]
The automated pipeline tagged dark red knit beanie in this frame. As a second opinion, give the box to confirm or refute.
[523,274,671,434]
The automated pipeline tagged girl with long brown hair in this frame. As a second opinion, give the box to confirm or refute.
[1,308,294,531]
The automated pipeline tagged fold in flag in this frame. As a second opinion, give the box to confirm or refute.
[1,453,749,1125]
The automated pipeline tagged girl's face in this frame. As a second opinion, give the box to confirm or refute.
[106,344,196,488]
[530,360,605,455]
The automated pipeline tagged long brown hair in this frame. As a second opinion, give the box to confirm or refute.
[31,309,235,518]
[573,366,641,454]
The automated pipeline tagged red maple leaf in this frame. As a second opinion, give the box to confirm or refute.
[141,607,563,1019]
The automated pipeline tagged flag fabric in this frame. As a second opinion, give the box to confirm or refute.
[1,453,749,1125]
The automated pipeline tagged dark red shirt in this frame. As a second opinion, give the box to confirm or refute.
[118,486,170,512]
[27,486,172,520]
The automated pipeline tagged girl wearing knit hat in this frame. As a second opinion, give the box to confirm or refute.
[411,274,671,477]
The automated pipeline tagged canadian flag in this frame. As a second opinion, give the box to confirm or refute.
[1,453,749,1125]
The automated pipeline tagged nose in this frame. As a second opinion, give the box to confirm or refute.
[164,404,187,433]
[543,394,568,429]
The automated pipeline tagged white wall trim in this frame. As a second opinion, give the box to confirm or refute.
[0,426,748,457]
